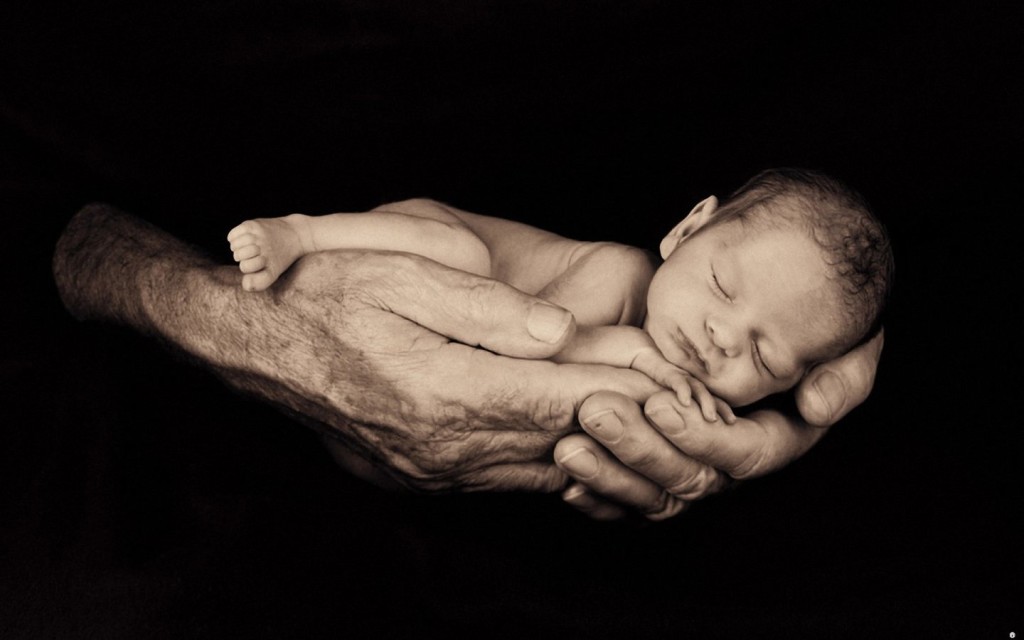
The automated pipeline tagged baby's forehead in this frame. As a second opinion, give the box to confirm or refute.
[722,222,853,355]
[718,218,820,264]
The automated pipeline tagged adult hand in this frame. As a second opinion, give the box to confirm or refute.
[554,332,884,520]
[53,204,660,494]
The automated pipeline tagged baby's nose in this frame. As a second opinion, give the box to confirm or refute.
[706,317,741,358]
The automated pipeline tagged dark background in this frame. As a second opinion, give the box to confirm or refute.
[2,1,1021,638]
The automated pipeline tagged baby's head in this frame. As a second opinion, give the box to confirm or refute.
[644,168,893,406]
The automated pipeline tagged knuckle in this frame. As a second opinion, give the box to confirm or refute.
[410,452,451,477]
[331,252,415,304]
[385,455,441,488]
[554,434,593,458]
[392,455,457,494]
[644,492,685,521]
[730,440,776,480]
[619,440,664,470]
[666,466,716,500]
[478,465,567,493]
[464,277,502,316]
[580,391,631,420]
[644,389,677,412]
[532,466,569,493]
[385,427,465,482]
[531,394,576,432]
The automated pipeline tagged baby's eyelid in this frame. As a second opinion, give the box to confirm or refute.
[754,341,776,378]
[711,267,731,301]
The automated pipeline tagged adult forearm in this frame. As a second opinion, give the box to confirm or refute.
[53,203,211,331]
[52,204,375,425]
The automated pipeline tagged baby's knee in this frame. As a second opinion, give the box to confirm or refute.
[370,197,444,215]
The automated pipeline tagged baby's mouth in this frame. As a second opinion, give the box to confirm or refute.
[674,328,709,376]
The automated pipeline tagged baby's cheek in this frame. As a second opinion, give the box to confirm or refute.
[710,375,760,408]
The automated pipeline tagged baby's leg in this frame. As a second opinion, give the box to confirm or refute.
[229,201,491,291]
[227,214,315,291]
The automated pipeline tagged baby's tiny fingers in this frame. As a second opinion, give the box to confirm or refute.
[716,398,737,425]
[670,375,693,406]
[692,384,719,422]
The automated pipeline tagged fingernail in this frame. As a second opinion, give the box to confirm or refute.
[557,448,599,479]
[646,406,686,437]
[812,371,845,422]
[527,303,572,344]
[580,409,623,441]
[562,484,587,502]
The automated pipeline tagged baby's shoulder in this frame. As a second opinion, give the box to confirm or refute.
[571,242,657,282]
[571,242,656,324]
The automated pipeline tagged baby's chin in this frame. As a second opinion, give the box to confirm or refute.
[671,357,772,407]
[674,367,752,408]
[703,380,761,408]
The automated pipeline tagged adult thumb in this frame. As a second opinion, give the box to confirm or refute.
[795,329,884,427]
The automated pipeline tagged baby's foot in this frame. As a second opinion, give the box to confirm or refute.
[227,214,311,291]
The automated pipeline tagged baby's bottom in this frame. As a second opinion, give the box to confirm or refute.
[322,437,406,490]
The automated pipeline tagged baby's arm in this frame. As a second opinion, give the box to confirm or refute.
[554,324,734,423]
[227,199,491,291]
[535,243,734,422]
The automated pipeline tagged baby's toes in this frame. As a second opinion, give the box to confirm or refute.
[228,232,258,253]
[241,271,276,292]
[233,244,261,263]
[227,220,261,242]
[239,255,267,274]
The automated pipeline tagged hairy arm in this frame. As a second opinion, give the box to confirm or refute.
[53,204,661,492]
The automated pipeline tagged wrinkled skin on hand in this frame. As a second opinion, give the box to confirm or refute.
[53,204,658,494]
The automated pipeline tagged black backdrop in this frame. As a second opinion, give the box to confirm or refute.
[2,2,1021,638]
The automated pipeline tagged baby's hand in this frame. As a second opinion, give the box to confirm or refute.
[632,348,736,424]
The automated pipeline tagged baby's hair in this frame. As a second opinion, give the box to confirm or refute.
[715,168,894,357]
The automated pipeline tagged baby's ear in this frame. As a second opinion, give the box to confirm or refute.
[659,196,719,259]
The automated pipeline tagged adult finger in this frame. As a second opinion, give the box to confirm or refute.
[644,392,828,480]
[561,483,629,521]
[338,251,578,359]
[795,329,884,427]
[464,462,569,493]
[417,341,663,427]
[554,434,687,521]
[576,392,729,500]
